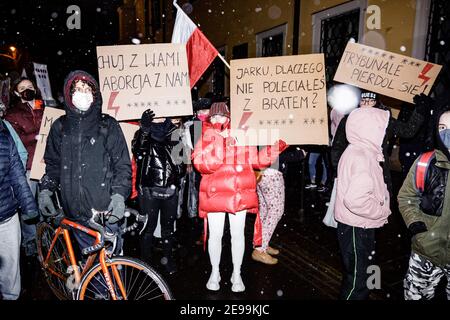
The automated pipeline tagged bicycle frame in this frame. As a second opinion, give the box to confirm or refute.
[43,218,127,300]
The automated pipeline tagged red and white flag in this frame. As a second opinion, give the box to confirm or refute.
[171,6,218,88]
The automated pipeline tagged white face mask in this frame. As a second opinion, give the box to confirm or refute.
[72,91,93,111]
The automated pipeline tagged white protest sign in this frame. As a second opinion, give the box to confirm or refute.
[30,107,65,180]
[97,43,193,121]
[33,63,55,102]
[230,54,329,146]
[334,42,442,103]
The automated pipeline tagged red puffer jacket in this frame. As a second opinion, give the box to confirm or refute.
[192,122,287,246]
[5,100,44,170]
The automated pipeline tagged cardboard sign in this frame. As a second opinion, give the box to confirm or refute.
[97,43,193,121]
[30,107,65,180]
[230,54,328,146]
[334,42,442,103]
[30,108,140,181]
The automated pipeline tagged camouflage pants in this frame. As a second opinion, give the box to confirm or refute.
[404,252,450,300]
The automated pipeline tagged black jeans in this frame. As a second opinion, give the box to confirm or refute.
[337,222,376,300]
[138,187,178,266]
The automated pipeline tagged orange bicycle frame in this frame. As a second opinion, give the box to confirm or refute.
[44,218,127,300]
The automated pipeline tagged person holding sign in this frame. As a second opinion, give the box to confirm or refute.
[132,109,185,275]
[332,91,429,194]
[192,102,288,292]
[335,107,391,300]
[38,70,131,257]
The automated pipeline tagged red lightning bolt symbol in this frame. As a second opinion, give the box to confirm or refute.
[107,91,120,118]
[418,63,434,86]
[238,112,253,132]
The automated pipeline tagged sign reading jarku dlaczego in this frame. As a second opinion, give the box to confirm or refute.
[97,43,193,121]
[334,42,442,103]
[230,54,329,146]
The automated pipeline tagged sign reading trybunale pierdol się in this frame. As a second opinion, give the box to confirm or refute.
[334,42,442,103]
[96,43,193,121]
[230,54,329,146]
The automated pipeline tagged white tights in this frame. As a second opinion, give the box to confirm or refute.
[207,210,246,275]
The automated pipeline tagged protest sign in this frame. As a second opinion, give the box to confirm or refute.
[334,42,442,103]
[30,107,64,180]
[33,63,55,103]
[230,54,328,146]
[97,43,193,121]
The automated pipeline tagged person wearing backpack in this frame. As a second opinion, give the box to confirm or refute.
[398,101,450,300]
[38,70,131,255]
[132,109,185,275]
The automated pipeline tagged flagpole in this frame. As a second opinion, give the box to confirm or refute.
[172,0,230,70]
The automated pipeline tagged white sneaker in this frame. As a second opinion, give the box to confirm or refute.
[230,273,245,292]
[206,271,221,291]
[305,183,317,189]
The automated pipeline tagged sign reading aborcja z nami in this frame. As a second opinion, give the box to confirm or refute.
[96,43,193,121]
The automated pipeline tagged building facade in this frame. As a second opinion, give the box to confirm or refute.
[118,0,448,99]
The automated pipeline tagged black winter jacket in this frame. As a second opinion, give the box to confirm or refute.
[0,120,38,222]
[132,119,185,190]
[331,105,424,193]
[40,70,131,222]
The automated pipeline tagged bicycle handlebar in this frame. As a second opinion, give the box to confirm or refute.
[81,208,148,256]
[121,208,148,235]
[81,209,106,256]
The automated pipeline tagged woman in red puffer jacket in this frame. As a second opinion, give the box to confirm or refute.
[192,102,287,293]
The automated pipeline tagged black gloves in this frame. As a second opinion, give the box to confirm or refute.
[413,93,434,116]
[140,109,155,133]
[408,221,428,237]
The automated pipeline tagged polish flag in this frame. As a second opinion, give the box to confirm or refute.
[171,6,218,88]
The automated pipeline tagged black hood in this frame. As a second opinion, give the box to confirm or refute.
[63,70,102,119]
[430,95,450,160]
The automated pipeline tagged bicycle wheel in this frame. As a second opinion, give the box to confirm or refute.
[76,257,174,300]
[36,222,73,300]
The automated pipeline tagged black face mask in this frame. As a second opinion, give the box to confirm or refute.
[20,89,36,101]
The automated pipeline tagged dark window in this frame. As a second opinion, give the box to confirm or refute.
[232,43,248,60]
[425,0,450,97]
[320,9,360,84]
[262,33,284,57]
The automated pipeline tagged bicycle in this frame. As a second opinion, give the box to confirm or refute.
[36,207,174,300]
